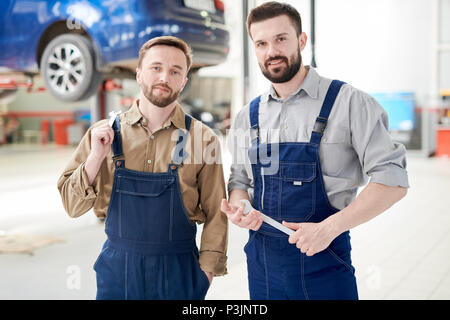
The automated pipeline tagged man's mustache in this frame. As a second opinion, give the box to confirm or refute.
[265,56,288,68]
[152,83,172,92]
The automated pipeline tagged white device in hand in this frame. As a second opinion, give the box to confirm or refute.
[239,199,295,235]
[108,110,122,127]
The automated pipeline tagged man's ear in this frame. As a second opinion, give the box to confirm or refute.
[136,67,141,85]
[180,76,188,92]
[299,32,307,51]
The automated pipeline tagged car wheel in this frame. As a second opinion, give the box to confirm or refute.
[40,34,102,102]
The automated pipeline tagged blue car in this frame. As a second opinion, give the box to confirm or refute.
[0,0,229,101]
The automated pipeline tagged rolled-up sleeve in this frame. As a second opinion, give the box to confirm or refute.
[349,90,410,188]
[57,123,103,218]
[197,128,228,276]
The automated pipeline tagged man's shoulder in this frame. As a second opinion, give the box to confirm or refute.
[232,92,268,127]
[314,70,372,103]
[332,82,386,121]
[334,81,375,103]
[89,118,109,130]
[186,114,220,139]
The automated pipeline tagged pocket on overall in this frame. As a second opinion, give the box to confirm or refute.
[272,163,316,220]
[243,230,258,255]
[165,251,210,299]
[93,246,127,300]
[192,251,211,294]
[116,175,175,241]
[326,231,355,274]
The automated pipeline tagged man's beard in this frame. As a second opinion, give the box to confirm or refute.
[142,82,181,108]
[260,48,302,83]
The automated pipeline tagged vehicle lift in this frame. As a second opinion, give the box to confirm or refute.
[0,73,130,145]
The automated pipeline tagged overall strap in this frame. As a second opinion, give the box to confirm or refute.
[171,114,193,166]
[310,80,346,144]
[249,95,262,146]
[111,116,124,166]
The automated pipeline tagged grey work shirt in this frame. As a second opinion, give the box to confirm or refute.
[227,66,409,210]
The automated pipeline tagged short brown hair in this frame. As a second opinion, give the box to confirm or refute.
[247,1,302,39]
[138,36,193,72]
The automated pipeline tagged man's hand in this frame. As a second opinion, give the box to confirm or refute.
[84,123,115,185]
[282,220,338,256]
[221,199,263,231]
[204,271,213,285]
[90,123,114,161]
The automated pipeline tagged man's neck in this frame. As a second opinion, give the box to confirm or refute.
[271,64,309,99]
[138,96,177,133]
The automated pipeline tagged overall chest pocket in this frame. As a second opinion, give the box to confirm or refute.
[113,175,176,241]
[116,175,175,197]
[268,163,317,221]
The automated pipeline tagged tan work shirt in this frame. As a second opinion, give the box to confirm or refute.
[57,100,228,276]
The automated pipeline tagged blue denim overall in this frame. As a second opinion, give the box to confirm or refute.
[245,80,358,300]
[93,115,210,300]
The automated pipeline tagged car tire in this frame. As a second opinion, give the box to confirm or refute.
[40,34,103,102]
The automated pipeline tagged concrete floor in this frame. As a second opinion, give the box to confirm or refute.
[0,143,449,300]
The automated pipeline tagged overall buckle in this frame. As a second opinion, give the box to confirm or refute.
[312,116,328,135]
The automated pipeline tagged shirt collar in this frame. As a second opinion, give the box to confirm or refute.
[124,99,187,129]
[262,66,320,103]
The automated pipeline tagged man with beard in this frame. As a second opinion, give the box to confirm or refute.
[221,2,409,300]
[58,36,228,299]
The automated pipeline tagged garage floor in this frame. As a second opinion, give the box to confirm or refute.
[0,143,449,300]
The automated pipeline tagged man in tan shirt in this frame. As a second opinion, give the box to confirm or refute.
[57,36,227,300]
